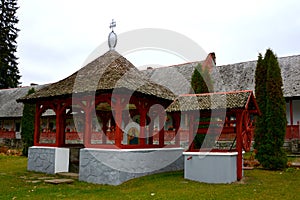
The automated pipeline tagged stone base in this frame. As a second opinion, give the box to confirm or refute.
[183,152,239,184]
[79,148,184,185]
[28,146,69,174]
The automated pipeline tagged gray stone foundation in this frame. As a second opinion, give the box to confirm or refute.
[183,152,239,184]
[79,148,184,185]
[28,146,69,174]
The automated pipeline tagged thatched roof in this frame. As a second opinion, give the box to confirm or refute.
[18,50,175,102]
[0,85,45,118]
[166,90,255,112]
[144,54,300,98]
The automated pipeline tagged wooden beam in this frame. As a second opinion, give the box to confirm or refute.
[236,111,243,181]
[290,99,294,125]
[34,104,40,146]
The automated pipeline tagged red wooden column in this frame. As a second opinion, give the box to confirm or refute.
[148,112,155,145]
[82,98,94,148]
[139,109,147,146]
[236,111,243,181]
[112,96,127,148]
[188,112,195,150]
[158,112,165,147]
[34,104,41,146]
[173,112,181,147]
[55,102,66,147]
[290,99,293,125]
[100,113,110,144]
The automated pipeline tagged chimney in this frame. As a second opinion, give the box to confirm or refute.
[209,52,216,65]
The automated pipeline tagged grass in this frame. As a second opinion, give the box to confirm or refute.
[0,155,300,200]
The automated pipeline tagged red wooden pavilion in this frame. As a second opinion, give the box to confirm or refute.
[18,50,177,149]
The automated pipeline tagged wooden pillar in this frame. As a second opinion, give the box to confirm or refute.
[82,99,93,148]
[55,110,62,147]
[236,112,243,181]
[34,104,40,146]
[114,106,122,148]
[159,113,165,147]
[139,109,147,146]
[290,99,293,125]
[101,113,109,144]
[148,113,155,145]
[55,103,66,147]
[188,113,195,150]
[173,112,181,147]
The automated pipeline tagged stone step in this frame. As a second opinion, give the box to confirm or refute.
[57,172,79,179]
[44,178,74,185]
[291,162,300,167]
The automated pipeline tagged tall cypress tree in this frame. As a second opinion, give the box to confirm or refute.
[254,54,266,156]
[21,88,35,156]
[255,49,287,169]
[0,0,21,88]
[190,64,210,94]
[190,64,213,149]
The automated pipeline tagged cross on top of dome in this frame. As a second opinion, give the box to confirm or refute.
[108,19,117,50]
[110,19,116,31]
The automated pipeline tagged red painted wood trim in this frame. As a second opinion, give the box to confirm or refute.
[173,112,181,147]
[159,113,165,147]
[34,104,40,146]
[139,109,147,145]
[236,112,243,181]
[290,99,293,125]
[189,114,195,150]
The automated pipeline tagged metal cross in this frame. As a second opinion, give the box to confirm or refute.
[109,19,116,31]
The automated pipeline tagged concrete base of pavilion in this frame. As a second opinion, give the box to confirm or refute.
[27,146,69,174]
[183,152,241,184]
[79,148,184,185]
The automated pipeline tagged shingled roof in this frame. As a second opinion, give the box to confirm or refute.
[142,61,201,95]
[18,50,176,102]
[144,54,300,98]
[211,54,300,97]
[0,85,45,118]
[166,90,256,112]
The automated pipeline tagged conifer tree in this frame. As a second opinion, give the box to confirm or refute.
[254,54,266,154]
[0,0,21,88]
[190,64,213,148]
[254,49,287,169]
[21,88,35,156]
[190,64,210,94]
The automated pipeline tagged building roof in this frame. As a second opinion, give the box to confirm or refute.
[0,85,45,118]
[141,61,201,95]
[166,90,257,112]
[143,54,300,98]
[141,53,216,96]
[212,54,300,97]
[18,50,176,102]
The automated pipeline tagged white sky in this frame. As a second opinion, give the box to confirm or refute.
[16,0,300,86]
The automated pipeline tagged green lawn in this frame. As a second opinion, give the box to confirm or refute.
[0,155,299,200]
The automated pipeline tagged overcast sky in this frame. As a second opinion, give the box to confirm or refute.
[16,0,300,86]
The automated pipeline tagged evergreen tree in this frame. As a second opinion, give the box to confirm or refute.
[190,64,213,149]
[254,54,266,154]
[21,88,35,156]
[254,49,287,169]
[0,0,21,88]
[190,64,211,94]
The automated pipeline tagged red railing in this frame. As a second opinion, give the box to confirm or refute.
[286,125,300,140]
[0,131,15,139]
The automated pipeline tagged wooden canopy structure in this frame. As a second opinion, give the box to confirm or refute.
[18,50,176,149]
[166,90,260,180]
